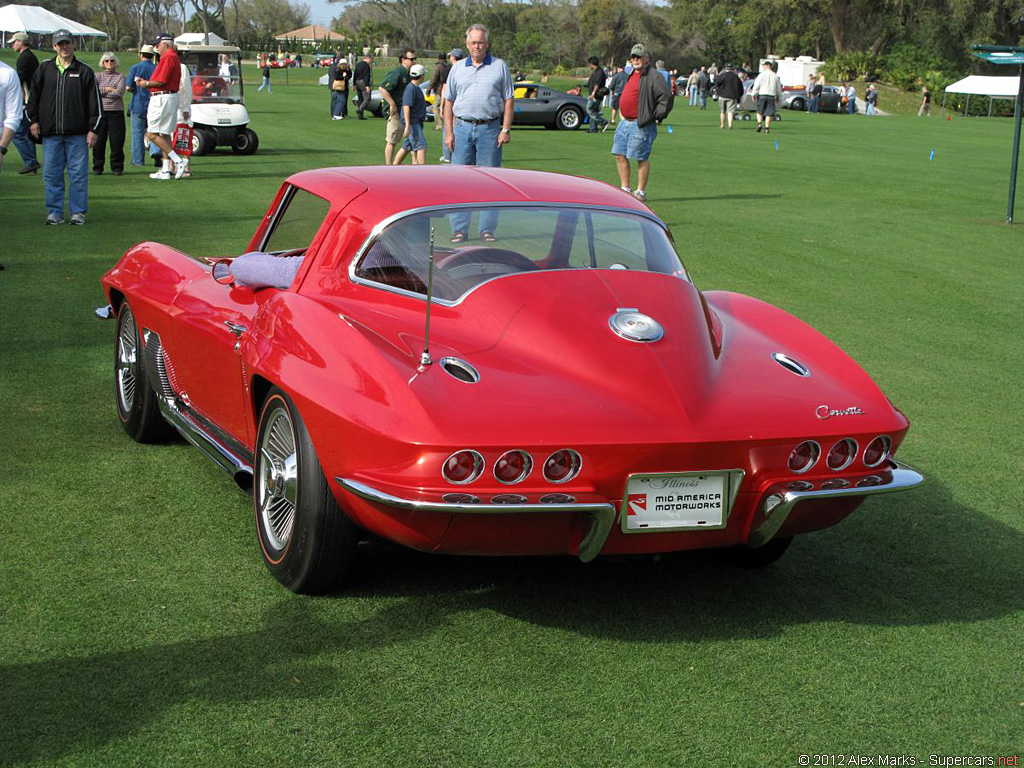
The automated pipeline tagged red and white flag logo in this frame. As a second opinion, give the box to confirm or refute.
[627,494,647,516]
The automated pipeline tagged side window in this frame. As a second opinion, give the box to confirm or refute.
[567,212,650,270]
[262,187,332,254]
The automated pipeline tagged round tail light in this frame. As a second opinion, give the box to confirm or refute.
[826,438,858,471]
[863,435,891,468]
[543,449,582,484]
[494,450,533,484]
[788,441,820,473]
[442,450,484,484]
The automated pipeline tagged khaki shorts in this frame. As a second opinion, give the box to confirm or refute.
[147,92,179,135]
[719,98,737,114]
[386,111,402,145]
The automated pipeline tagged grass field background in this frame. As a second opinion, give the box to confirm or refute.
[1,53,1022,766]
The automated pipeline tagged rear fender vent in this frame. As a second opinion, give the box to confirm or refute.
[771,352,811,377]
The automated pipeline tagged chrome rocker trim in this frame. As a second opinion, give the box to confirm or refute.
[336,477,616,563]
[747,459,925,549]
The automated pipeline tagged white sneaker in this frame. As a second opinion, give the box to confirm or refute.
[620,186,631,194]
[439,156,450,164]
[70,212,86,226]
[150,170,172,180]
[173,158,188,179]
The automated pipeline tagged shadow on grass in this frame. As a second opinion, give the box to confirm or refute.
[3,476,1020,762]
[656,193,783,202]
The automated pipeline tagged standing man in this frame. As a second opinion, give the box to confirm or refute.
[136,33,186,180]
[1,59,23,175]
[27,30,100,225]
[125,45,157,167]
[10,32,40,174]
[750,60,782,133]
[443,23,514,242]
[846,81,857,114]
[380,49,415,164]
[609,64,627,126]
[353,52,373,120]
[610,44,672,203]
[436,48,463,162]
[696,65,710,109]
[585,56,610,133]
[715,63,743,130]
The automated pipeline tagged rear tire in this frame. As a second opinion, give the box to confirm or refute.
[114,302,171,443]
[555,106,582,130]
[254,387,358,593]
[715,536,793,568]
[191,128,215,156]
[232,128,259,155]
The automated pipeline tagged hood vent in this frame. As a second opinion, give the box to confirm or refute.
[440,357,480,383]
[771,352,811,377]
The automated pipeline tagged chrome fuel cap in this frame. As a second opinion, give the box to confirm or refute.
[609,308,664,343]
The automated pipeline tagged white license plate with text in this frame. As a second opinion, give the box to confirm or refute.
[622,472,738,532]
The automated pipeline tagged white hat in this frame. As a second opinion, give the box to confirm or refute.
[409,63,426,78]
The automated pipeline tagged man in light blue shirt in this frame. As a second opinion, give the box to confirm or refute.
[442,23,514,242]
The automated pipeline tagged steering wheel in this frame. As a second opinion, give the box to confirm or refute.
[436,247,538,279]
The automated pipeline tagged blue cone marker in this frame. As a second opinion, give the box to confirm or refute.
[667,125,673,134]
[929,149,935,161]
[775,139,779,150]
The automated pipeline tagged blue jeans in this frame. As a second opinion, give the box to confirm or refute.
[587,97,607,129]
[330,90,348,117]
[865,102,875,116]
[450,118,502,236]
[259,76,271,93]
[402,121,427,151]
[688,86,698,106]
[12,112,38,168]
[809,96,819,114]
[130,111,158,164]
[42,134,89,216]
[698,90,707,109]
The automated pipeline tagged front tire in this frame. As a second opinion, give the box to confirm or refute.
[255,388,358,593]
[232,128,259,155]
[191,127,215,155]
[555,106,582,130]
[114,302,171,443]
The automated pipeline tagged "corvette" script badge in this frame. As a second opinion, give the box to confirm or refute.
[816,404,865,419]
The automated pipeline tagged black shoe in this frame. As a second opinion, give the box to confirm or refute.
[112,170,123,176]
[18,163,40,175]
[153,157,162,168]
[756,124,763,133]
[358,115,367,120]
[93,168,103,175]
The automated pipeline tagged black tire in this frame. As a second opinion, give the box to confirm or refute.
[790,98,806,111]
[555,106,582,131]
[714,536,793,568]
[114,302,171,443]
[254,387,358,593]
[191,128,215,156]
[231,128,259,155]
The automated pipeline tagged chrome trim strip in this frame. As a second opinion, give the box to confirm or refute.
[747,459,925,549]
[157,395,254,478]
[346,202,675,307]
[336,476,616,562]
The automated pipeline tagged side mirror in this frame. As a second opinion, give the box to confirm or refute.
[211,258,235,284]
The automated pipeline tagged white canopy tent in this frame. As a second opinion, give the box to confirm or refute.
[943,75,1022,115]
[0,4,106,46]
[175,32,227,47]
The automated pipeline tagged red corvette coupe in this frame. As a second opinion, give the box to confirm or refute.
[101,166,924,593]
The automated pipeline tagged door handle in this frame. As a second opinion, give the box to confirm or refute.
[224,321,247,337]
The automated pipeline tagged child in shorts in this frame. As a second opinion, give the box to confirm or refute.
[393,64,428,165]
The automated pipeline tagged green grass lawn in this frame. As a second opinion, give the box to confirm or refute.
[2,51,1022,766]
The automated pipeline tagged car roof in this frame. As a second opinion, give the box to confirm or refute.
[287,166,658,222]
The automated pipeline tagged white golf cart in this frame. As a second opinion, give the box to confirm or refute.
[176,44,258,155]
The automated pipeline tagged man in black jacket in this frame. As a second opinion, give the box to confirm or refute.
[352,53,373,120]
[586,56,609,132]
[714,63,743,129]
[610,44,672,203]
[27,30,100,225]
[10,32,40,173]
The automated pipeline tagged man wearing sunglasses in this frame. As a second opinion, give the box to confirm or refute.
[27,30,100,225]
[610,43,672,203]
[380,49,416,164]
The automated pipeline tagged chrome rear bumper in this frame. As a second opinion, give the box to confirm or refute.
[746,460,925,548]
[336,477,615,563]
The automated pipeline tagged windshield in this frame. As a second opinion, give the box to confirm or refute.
[180,52,243,102]
[353,206,688,302]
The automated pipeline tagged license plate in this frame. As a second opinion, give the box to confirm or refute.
[621,470,742,533]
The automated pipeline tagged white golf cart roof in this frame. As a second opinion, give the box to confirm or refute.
[175,44,242,55]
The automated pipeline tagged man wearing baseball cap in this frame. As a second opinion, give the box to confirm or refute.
[9,32,40,173]
[610,43,673,203]
[135,33,186,180]
[125,44,159,167]
[27,30,101,225]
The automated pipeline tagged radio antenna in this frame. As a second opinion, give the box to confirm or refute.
[420,226,435,367]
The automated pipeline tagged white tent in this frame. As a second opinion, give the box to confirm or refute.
[175,31,227,47]
[943,75,1022,116]
[944,75,1021,97]
[0,4,106,44]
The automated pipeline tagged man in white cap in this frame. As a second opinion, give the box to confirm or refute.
[27,30,100,225]
[135,33,186,179]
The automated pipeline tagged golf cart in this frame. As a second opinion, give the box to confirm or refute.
[176,43,259,155]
